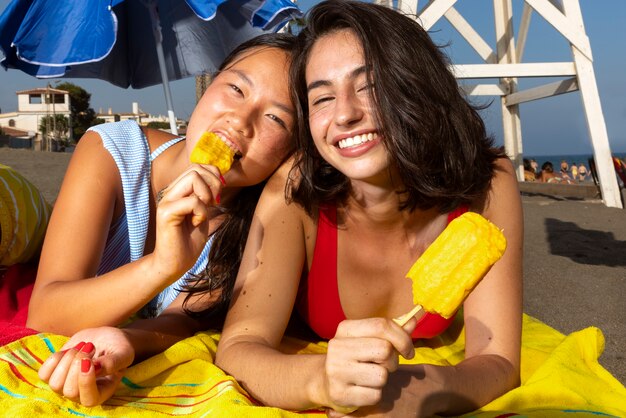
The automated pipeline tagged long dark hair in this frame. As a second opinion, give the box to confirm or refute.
[288,0,505,216]
[182,33,296,324]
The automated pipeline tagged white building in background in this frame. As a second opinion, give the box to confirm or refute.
[97,102,186,133]
[0,87,72,150]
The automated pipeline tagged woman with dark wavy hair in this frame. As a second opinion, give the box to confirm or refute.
[217,1,522,416]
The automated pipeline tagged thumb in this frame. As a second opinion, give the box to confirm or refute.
[400,316,417,360]
[401,315,418,335]
[327,408,351,418]
[93,353,130,377]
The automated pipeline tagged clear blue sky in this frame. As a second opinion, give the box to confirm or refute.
[1,0,624,156]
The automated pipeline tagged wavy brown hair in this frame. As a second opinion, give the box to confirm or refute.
[182,33,297,325]
[288,0,505,216]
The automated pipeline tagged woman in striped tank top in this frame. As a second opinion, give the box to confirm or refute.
[33,33,297,406]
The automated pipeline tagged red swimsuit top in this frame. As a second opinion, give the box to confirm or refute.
[296,204,469,340]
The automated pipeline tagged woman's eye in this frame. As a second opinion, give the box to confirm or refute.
[267,114,287,129]
[230,84,243,95]
[311,96,333,106]
[357,83,374,93]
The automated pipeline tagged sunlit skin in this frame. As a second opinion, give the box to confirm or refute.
[307,31,392,186]
[185,47,294,191]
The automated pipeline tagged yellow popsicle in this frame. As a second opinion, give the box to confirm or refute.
[395,212,506,325]
[189,132,236,175]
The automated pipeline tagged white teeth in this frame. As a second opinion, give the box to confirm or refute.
[216,133,240,154]
[337,133,378,149]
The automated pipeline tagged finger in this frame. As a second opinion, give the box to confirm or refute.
[346,362,390,389]
[45,342,87,392]
[331,384,383,409]
[39,350,67,382]
[327,409,349,418]
[77,359,99,406]
[78,359,122,407]
[62,342,96,400]
[159,194,211,228]
[401,315,417,335]
[92,352,129,377]
[329,337,398,370]
[400,317,417,360]
[162,167,222,206]
[335,319,415,360]
[168,164,221,192]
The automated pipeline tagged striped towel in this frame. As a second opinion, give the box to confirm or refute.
[1,315,624,417]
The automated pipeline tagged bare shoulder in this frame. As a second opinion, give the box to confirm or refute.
[472,157,521,218]
[254,156,312,234]
[263,155,296,194]
[142,127,179,151]
[65,130,118,183]
[258,157,299,211]
[53,129,122,222]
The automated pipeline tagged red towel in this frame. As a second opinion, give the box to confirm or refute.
[0,263,38,345]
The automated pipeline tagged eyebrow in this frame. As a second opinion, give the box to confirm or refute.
[306,65,368,92]
[228,68,294,115]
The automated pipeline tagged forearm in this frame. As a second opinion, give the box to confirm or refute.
[122,313,205,363]
[396,354,519,417]
[28,254,175,334]
[216,341,327,410]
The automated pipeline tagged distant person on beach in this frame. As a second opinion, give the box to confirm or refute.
[570,162,578,180]
[539,161,561,183]
[523,158,537,182]
[578,162,588,182]
[530,158,539,175]
[31,33,298,405]
[559,160,573,182]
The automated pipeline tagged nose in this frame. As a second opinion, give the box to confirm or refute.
[227,106,254,138]
[334,90,365,127]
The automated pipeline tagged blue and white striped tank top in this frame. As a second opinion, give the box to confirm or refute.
[88,120,212,318]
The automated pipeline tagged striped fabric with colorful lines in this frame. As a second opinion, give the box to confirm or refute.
[0,316,625,417]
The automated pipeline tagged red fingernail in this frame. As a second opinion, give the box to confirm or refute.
[81,359,91,373]
[94,362,102,372]
[216,194,221,204]
[80,342,94,353]
[74,342,86,351]
[219,174,226,185]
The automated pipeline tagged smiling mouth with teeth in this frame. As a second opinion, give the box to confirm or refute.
[337,132,378,149]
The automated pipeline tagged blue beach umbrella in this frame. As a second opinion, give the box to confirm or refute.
[0,0,302,134]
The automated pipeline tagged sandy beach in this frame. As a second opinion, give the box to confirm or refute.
[1,147,625,385]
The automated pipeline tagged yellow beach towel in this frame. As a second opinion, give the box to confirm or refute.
[0,315,624,417]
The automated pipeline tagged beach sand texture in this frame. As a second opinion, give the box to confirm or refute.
[1,147,624,385]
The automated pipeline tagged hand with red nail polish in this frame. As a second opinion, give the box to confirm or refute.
[39,327,132,406]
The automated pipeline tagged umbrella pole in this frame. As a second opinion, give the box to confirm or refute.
[148,3,178,136]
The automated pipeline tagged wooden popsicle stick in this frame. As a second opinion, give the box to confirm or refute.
[393,304,424,327]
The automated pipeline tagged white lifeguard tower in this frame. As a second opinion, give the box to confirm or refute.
[377,0,622,208]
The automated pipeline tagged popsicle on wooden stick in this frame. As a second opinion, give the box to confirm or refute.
[394,212,506,326]
[189,132,236,175]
